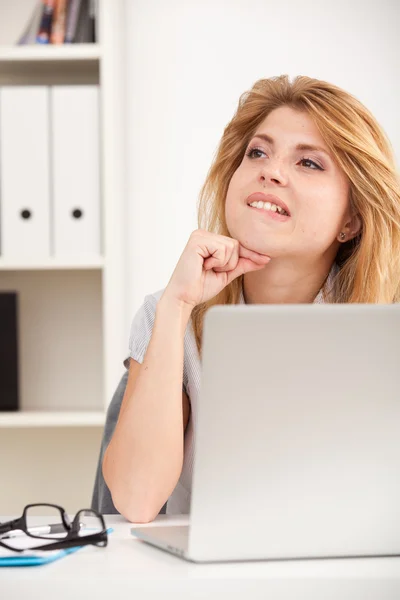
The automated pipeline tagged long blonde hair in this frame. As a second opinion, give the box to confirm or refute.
[191,74,400,356]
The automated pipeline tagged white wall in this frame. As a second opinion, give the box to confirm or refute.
[0,0,37,44]
[1,0,399,516]
[0,428,103,515]
[123,0,400,337]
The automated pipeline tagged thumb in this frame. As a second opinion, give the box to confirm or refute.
[226,257,270,286]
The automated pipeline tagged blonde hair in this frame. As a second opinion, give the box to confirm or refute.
[191,74,400,356]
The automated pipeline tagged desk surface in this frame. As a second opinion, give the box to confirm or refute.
[1,514,400,600]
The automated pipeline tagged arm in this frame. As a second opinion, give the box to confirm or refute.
[102,295,192,523]
[103,230,270,523]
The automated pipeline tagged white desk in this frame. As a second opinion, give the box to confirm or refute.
[1,514,400,600]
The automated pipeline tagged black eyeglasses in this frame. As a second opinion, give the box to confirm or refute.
[0,503,108,553]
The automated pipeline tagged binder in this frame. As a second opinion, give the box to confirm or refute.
[51,85,101,257]
[0,86,51,258]
[0,292,19,411]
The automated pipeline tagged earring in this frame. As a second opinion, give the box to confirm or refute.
[339,232,346,241]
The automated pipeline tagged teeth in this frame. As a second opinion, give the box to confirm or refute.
[249,201,288,216]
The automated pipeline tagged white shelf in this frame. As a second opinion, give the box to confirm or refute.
[0,0,126,429]
[0,411,106,428]
[0,257,104,270]
[0,43,101,63]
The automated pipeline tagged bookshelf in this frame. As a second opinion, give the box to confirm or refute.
[0,42,101,62]
[0,0,127,428]
[0,257,104,270]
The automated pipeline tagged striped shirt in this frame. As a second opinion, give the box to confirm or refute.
[123,266,337,514]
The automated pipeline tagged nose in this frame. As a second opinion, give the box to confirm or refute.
[259,157,288,186]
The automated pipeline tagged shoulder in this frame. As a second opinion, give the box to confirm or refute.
[137,288,166,314]
[125,288,167,367]
[145,288,165,304]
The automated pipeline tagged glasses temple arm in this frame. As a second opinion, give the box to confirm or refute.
[0,519,20,535]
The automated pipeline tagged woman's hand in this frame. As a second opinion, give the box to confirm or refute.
[162,229,271,309]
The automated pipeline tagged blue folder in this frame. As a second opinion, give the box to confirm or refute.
[0,527,113,567]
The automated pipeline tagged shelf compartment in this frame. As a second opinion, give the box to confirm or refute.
[0,270,104,413]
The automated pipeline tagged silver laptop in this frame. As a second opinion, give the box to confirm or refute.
[131,303,400,562]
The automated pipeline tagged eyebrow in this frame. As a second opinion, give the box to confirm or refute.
[251,133,332,158]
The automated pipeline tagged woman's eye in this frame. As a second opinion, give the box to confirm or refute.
[245,147,265,159]
[299,158,323,171]
[245,146,323,171]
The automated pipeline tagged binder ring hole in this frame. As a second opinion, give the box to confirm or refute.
[72,209,83,219]
[21,209,32,220]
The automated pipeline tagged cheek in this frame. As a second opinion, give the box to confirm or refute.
[225,172,243,218]
[225,199,240,238]
[227,169,243,197]
[296,197,347,246]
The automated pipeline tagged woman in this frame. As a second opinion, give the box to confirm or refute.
[103,74,400,523]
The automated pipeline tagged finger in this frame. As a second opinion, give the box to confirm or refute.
[203,255,222,271]
[199,241,229,268]
[212,241,239,273]
[203,241,237,271]
[239,244,271,264]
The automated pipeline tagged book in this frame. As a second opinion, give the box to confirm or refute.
[36,0,56,44]
[16,0,97,46]
[73,0,92,44]
[64,0,82,43]
[88,0,97,43]
[51,0,68,45]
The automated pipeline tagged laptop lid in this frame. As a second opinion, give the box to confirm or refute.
[188,304,400,562]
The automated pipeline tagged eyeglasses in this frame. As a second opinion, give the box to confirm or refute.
[0,503,108,553]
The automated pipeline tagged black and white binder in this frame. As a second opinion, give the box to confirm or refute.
[0,86,51,258]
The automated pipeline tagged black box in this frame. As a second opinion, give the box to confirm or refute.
[0,292,19,411]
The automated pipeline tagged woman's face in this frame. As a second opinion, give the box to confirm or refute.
[225,105,356,260]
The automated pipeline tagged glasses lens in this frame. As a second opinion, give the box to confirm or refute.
[25,505,69,539]
[76,510,104,537]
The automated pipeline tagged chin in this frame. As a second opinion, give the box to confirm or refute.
[227,216,281,254]
[234,228,274,256]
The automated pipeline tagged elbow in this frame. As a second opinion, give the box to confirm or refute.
[111,484,162,524]
[102,450,163,524]
[112,493,160,524]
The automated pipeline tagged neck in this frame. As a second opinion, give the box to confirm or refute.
[242,255,336,305]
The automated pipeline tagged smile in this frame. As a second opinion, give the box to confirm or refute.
[248,201,290,219]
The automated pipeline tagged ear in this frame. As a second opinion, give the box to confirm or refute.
[337,212,362,243]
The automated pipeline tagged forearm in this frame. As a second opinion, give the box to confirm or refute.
[103,295,192,522]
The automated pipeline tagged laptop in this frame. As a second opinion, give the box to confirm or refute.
[131,303,400,562]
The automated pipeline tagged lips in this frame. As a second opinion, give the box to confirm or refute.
[246,192,291,217]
